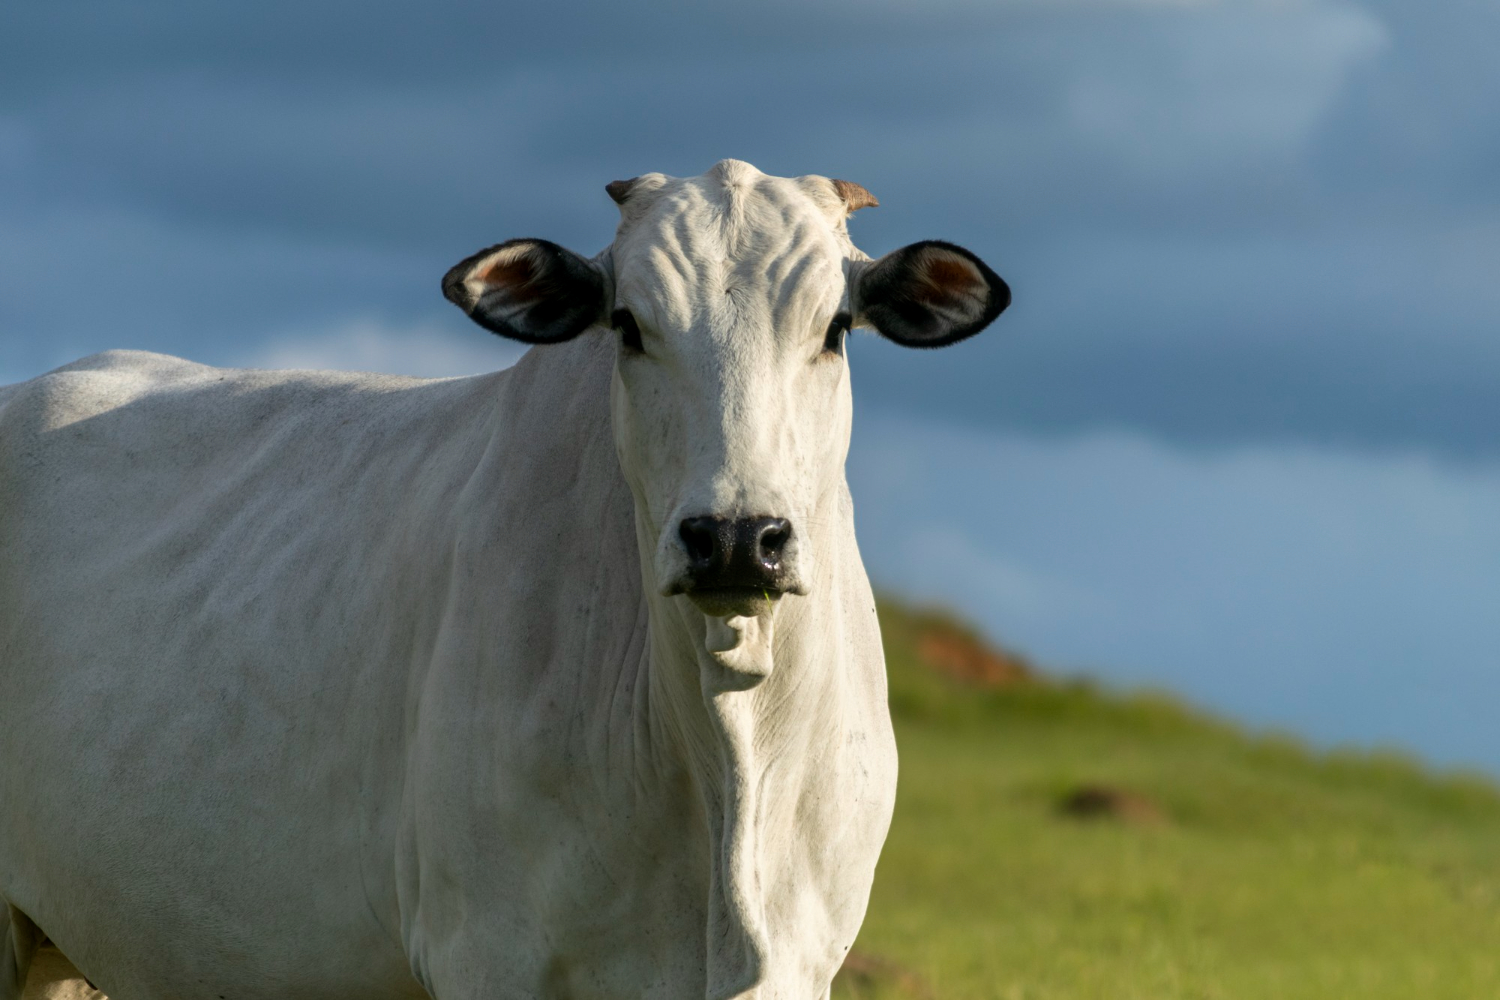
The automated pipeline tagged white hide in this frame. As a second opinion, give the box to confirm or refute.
[0,161,898,999]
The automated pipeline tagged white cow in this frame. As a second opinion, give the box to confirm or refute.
[0,160,1009,999]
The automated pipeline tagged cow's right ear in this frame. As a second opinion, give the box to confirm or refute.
[442,238,608,344]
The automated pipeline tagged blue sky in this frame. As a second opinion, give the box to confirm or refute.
[3,1,1496,768]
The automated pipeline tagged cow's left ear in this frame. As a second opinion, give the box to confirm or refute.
[853,240,1010,348]
[442,238,608,344]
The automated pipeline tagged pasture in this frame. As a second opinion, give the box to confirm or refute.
[835,600,1500,999]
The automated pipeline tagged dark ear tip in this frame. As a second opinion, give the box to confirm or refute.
[606,178,638,205]
[441,263,475,312]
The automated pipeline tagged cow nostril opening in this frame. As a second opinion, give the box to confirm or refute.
[755,518,791,565]
[679,517,719,567]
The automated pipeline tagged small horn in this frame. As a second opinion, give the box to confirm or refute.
[831,178,879,213]
[606,177,638,205]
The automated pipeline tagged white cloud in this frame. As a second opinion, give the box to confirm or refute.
[849,409,1500,770]
[242,320,529,377]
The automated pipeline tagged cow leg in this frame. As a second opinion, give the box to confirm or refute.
[1,904,41,1000]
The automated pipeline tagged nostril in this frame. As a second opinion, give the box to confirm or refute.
[679,517,720,567]
[754,518,791,565]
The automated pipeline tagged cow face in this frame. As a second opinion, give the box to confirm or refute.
[443,160,1009,620]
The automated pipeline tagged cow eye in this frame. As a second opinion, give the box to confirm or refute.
[612,309,643,353]
[823,312,851,356]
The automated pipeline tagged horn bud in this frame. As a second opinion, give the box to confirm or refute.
[606,177,638,205]
[831,178,879,213]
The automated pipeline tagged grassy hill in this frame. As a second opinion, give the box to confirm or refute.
[835,599,1500,999]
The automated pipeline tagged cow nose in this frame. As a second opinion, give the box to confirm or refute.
[679,516,792,591]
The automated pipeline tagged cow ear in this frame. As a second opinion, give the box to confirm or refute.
[854,240,1010,348]
[442,238,607,344]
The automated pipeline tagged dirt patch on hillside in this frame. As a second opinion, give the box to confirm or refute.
[917,625,1035,688]
[1057,783,1166,825]
[834,950,935,999]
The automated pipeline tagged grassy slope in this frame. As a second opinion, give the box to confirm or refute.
[835,600,1500,999]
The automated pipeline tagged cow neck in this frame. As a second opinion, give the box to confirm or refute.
[496,334,854,995]
[640,501,848,999]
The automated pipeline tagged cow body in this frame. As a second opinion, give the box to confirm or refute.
[0,340,892,999]
[0,161,1007,999]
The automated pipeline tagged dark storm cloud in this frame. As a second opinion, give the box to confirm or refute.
[1,0,1495,456]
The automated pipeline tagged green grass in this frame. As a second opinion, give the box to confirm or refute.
[835,600,1500,999]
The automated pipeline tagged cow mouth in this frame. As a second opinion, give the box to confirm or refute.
[685,586,782,618]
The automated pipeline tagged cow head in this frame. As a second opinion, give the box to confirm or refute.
[443,160,1009,623]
